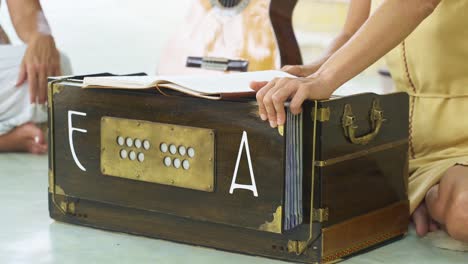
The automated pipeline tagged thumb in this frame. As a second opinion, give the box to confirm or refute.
[281,65,304,77]
[250,81,268,91]
[16,63,27,87]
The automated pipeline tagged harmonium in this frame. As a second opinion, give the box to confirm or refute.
[48,75,409,263]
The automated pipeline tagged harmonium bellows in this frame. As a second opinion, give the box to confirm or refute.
[48,77,409,263]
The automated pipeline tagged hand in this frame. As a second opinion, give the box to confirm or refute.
[16,33,61,104]
[250,73,333,128]
[281,63,322,77]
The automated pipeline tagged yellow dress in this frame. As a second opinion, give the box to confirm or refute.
[386,0,468,213]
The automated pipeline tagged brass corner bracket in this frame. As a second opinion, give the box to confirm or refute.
[312,208,329,222]
[259,206,282,233]
[60,200,76,214]
[287,240,309,255]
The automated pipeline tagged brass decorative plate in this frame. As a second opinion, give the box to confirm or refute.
[101,117,215,192]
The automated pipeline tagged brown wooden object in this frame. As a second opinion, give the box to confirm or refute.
[48,79,409,263]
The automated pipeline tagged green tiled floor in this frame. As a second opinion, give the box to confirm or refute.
[1,153,467,264]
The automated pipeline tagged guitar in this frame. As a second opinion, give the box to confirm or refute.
[158,0,302,75]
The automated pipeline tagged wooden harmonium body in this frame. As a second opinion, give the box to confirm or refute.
[48,78,409,263]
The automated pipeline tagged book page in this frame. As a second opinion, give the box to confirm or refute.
[83,70,296,94]
[159,70,295,94]
[83,76,162,89]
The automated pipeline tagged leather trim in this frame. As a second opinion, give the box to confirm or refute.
[322,201,409,262]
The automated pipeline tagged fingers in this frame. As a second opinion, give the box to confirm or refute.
[256,78,309,127]
[26,63,50,104]
[429,219,440,232]
[38,65,48,104]
[16,62,27,87]
[256,79,276,121]
[263,85,281,127]
[27,64,38,104]
[425,184,445,224]
[20,35,61,104]
[412,202,430,237]
[24,62,52,105]
[290,87,308,115]
[250,81,268,91]
[255,76,331,128]
[271,85,298,126]
[263,79,303,127]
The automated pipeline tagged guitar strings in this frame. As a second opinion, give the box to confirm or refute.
[221,0,240,8]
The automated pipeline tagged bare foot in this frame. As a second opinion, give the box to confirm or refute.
[0,123,47,154]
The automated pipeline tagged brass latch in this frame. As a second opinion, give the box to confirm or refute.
[312,208,329,222]
[313,107,330,122]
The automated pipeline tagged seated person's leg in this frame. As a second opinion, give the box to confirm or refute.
[0,45,47,154]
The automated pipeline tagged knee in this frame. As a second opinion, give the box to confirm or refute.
[445,190,468,242]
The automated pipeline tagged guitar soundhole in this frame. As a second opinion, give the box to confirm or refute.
[210,0,250,15]
[218,0,243,8]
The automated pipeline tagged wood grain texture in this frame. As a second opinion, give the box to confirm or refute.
[319,144,408,226]
[49,193,320,263]
[49,82,409,263]
[52,85,285,232]
[322,201,409,262]
[317,93,409,161]
[316,93,409,226]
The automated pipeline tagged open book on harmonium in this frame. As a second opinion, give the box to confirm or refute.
[48,71,410,263]
[82,70,293,100]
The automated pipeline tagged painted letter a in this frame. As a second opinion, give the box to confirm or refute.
[229,131,259,197]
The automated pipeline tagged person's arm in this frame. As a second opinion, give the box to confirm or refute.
[283,0,371,77]
[253,0,441,128]
[7,0,61,104]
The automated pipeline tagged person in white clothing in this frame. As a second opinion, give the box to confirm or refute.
[0,0,61,154]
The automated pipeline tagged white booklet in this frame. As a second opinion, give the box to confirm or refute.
[83,70,296,100]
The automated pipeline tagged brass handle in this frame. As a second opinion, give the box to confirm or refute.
[342,99,384,145]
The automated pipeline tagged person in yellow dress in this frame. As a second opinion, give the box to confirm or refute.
[251,0,468,243]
